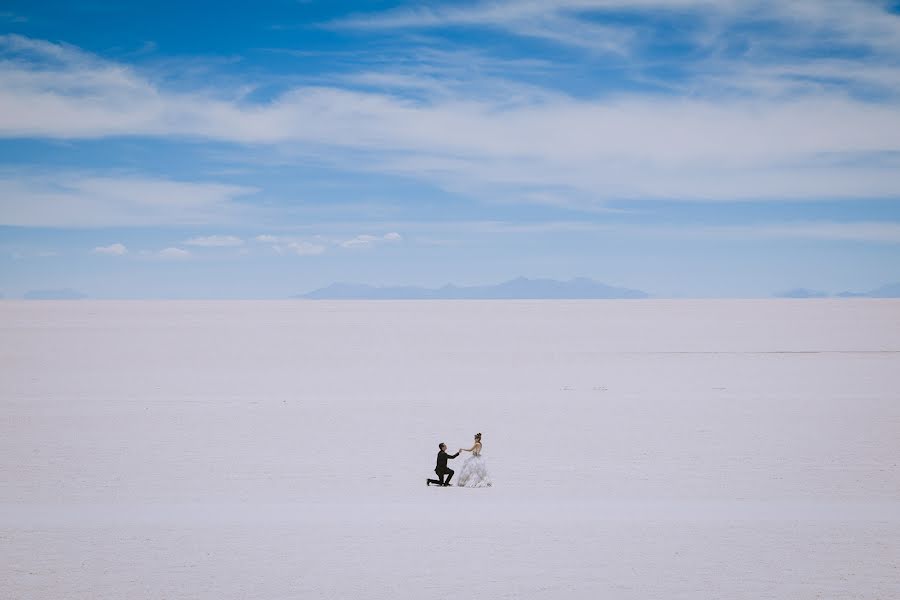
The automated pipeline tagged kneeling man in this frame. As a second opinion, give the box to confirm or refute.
[427,443,459,487]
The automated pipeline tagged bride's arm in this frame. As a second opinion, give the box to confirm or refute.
[461,444,476,452]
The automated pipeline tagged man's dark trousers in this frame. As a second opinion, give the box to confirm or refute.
[427,467,454,486]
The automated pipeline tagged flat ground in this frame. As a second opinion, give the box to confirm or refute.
[2,300,898,599]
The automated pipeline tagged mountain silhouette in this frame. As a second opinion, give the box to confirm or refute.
[298,277,648,299]
[774,281,900,298]
[774,288,828,298]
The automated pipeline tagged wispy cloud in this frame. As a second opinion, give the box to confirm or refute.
[0,11,27,24]
[706,221,900,244]
[2,1,900,207]
[248,231,402,255]
[521,220,900,243]
[251,234,327,255]
[284,241,326,256]
[10,249,59,259]
[328,0,688,54]
[0,171,256,227]
[157,247,190,260]
[92,243,128,255]
[328,0,900,59]
[340,232,403,249]
[321,219,900,244]
[184,235,244,247]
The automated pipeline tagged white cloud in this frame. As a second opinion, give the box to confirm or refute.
[254,232,399,254]
[252,234,326,256]
[184,235,244,247]
[158,247,190,259]
[340,234,380,249]
[331,0,900,57]
[2,11,900,206]
[92,243,127,255]
[329,0,711,54]
[285,241,325,256]
[0,172,257,227]
[341,219,900,244]
[339,232,403,248]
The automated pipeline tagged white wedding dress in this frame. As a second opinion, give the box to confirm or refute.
[456,449,493,488]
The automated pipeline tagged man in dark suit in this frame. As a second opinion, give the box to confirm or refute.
[427,442,460,486]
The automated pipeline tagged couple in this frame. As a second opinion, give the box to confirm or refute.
[427,432,493,488]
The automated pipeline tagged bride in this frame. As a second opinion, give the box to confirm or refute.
[456,433,492,488]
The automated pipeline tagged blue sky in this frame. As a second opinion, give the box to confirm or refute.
[1,0,899,298]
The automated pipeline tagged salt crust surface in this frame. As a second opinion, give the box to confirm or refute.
[2,300,899,598]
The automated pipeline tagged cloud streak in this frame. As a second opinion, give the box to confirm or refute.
[2,1,900,207]
[250,231,402,255]
[92,243,128,255]
[184,235,244,247]
[330,0,900,62]
[340,232,403,249]
[0,171,256,227]
[325,219,900,244]
[157,247,190,260]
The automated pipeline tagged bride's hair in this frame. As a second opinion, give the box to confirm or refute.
[475,432,482,440]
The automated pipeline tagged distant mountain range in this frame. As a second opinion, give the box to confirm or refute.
[298,277,649,300]
[774,288,830,299]
[775,282,900,298]
[14,280,898,300]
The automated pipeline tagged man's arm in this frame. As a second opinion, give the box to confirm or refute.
[449,451,460,459]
